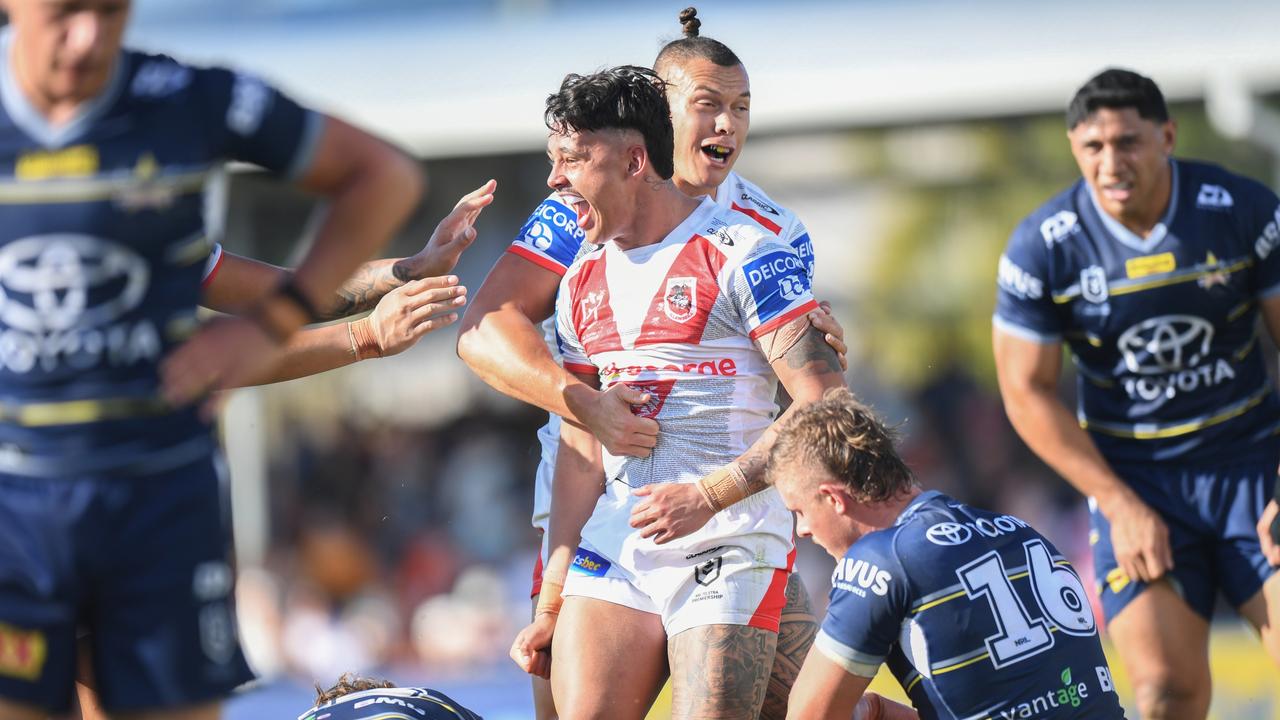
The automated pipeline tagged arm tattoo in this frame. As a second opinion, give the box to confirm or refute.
[322,262,403,320]
[784,325,844,375]
[669,623,777,720]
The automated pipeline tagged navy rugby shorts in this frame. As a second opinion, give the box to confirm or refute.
[0,453,253,712]
[1089,444,1279,623]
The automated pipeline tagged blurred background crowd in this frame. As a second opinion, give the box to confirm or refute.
[113,0,1280,717]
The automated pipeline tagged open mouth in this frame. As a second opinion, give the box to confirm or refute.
[558,190,594,231]
[701,143,735,165]
[1101,181,1134,203]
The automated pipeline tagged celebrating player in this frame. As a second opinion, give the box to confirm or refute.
[993,68,1280,718]
[519,65,843,720]
[0,1,422,719]
[769,389,1125,720]
[458,8,840,717]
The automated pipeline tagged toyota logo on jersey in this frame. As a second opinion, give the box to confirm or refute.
[663,277,696,323]
[1118,315,1214,374]
[926,522,973,546]
[0,235,159,374]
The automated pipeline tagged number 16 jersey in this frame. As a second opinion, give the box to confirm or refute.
[817,491,1125,720]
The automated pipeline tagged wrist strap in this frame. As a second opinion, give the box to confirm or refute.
[535,579,564,617]
[277,276,322,323]
[349,317,383,360]
[697,462,750,512]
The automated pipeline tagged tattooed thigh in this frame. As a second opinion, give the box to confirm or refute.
[668,624,777,720]
[760,574,819,720]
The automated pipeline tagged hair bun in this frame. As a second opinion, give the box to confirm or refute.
[679,7,701,38]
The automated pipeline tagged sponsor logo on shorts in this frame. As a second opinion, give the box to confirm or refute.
[924,514,1030,547]
[570,547,611,577]
[685,545,724,560]
[0,623,46,681]
[996,667,1092,719]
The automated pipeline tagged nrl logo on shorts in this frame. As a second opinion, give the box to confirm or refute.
[694,557,722,586]
[664,277,697,323]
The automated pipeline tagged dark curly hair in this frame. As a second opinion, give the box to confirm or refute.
[545,65,675,179]
[654,7,742,74]
[767,388,916,504]
[1066,68,1169,130]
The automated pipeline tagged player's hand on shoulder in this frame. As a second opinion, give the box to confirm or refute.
[510,612,556,679]
[1102,489,1173,582]
[367,276,467,356]
[161,315,284,418]
[811,300,848,372]
[573,382,660,458]
[1257,498,1280,568]
[630,482,717,544]
[395,180,496,279]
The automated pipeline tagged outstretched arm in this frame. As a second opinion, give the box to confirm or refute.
[630,318,845,543]
[199,179,494,317]
[162,115,423,398]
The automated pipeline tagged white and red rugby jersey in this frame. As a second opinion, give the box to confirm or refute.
[555,196,816,565]
[507,178,816,540]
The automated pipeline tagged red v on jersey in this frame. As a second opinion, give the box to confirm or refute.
[636,234,728,347]
[623,378,676,419]
[568,253,623,356]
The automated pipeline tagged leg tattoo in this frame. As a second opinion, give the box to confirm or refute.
[760,574,818,720]
[669,624,778,720]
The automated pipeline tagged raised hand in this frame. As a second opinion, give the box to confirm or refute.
[393,179,497,280]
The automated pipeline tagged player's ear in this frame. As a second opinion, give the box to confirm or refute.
[626,143,647,177]
[1160,119,1177,157]
[819,484,845,514]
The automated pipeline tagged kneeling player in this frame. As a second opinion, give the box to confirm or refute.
[298,674,482,720]
[768,389,1126,720]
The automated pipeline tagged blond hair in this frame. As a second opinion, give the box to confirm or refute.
[768,388,915,502]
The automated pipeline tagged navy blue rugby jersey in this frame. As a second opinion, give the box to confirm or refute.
[816,491,1124,720]
[995,159,1280,463]
[298,686,483,720]
[0,30,322,471]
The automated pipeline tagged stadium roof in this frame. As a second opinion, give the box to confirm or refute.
[128,0,1280,158]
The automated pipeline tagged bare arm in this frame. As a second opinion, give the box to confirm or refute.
[457,252,659,457]
[1256,296,1280,566]
[992,326,1171,582]
[162,115,422,400]
[785,649,874,720]
[231,276,466,386]
[509,370,608,678]
[631,319,846,544]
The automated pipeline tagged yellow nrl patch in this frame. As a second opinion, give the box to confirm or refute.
[15,144,99,180]
[0,622,46,681]
[1125,252,1176,279]
[1104,567,1131,594]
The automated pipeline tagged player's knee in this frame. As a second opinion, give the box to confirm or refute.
[1130,674,1209,719]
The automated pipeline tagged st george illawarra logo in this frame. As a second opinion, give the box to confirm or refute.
[664,277,697,323]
